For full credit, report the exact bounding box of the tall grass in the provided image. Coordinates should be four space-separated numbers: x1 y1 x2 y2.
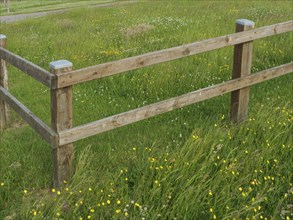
1 102 292 219
0 1 292 219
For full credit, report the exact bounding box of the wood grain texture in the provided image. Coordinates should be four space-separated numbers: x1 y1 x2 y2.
0 47 55 88
56 20 293 88
58 62 293 145
0 87 57 144
230 20 254 123
0 36 10 129
50 62 73 188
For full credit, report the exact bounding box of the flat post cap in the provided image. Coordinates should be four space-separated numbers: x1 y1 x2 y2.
50 60 73 70
236 19 255 27
0 34 7 40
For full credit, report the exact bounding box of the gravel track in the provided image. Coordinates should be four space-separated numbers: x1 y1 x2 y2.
0 1 136 23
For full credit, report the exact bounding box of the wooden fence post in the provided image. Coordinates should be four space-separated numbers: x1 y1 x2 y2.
4 0 10 13
50 60 73 188
230 19 255 123
0 34 10 129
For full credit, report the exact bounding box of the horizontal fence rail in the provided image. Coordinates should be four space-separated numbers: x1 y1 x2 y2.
0 87 57 145
56 20 293 88
58 62 293 145
0 47 55 88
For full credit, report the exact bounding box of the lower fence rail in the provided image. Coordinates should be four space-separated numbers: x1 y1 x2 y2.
58 62 293 146
0 87 57 145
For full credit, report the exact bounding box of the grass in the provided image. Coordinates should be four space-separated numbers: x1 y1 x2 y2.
0 0 119 15
0 1 292 219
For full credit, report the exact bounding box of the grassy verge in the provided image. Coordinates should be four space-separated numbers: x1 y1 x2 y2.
0 0 118 15
0 1 292 219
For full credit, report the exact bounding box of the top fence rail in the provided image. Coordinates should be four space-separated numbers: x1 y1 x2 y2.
0 21 292 89
0 47 55 88
55 20 293 88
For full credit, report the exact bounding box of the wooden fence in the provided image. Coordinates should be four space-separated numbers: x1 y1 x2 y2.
0 19 292 187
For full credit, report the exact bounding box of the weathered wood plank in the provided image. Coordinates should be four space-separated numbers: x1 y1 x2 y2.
231 19 254 123
0 47 55 88
0 87 57 145
58 62 293 145
0 34 10 129
57 20 293 88
50 60 73 188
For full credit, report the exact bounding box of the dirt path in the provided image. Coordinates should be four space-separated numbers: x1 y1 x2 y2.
0 1 136 23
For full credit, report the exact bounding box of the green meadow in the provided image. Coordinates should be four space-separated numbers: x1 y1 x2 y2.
0 1 292 219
